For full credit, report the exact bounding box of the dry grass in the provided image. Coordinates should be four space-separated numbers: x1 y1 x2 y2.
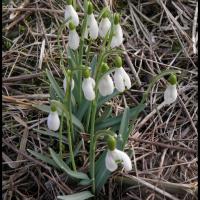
2 0 198 199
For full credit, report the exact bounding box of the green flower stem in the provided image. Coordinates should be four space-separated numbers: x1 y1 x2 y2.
86 104 92 133
59 112 64 157
89 100 97 194
64 76 76 171
77 12 88 105
86 39 92 65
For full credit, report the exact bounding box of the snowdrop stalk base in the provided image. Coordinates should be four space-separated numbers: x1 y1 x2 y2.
89 101 97 194
64 71 76 171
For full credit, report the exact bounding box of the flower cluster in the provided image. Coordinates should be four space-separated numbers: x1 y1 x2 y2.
64 1 123 50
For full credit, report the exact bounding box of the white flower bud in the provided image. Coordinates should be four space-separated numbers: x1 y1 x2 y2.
98 74 114 96
82 77 96 101
68 29 80 50
87 13 99 40
64 5 79 27
99 17 111 38
113 67 131 92
47 111 60 131
164 84 177 105
110 24 123 48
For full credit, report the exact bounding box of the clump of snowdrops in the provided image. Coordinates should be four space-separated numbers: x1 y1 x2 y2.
30 0 180 198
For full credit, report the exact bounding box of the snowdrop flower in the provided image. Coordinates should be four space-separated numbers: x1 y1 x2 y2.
68 21 80 50
64 0 79 27
85 2 99 40
63 76 74 93
47 104 60 131
98 63 114 96
105 135 132 172
82 68 96 101
99 9 111 38
113 56 131 92
111 13 123 48
164 74 178 105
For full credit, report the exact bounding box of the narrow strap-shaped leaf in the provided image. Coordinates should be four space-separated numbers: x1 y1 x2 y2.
46 69 64 99
95 104 145 130
57 191 94 200
76 99 90 120
49 148 89 180
117 107 130 149
28 149 59 169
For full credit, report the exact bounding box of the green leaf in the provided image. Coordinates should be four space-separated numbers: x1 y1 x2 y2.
90 54 97 76
79 179 92 186
76 99 90 120
117 107 130 149
95 151 110 191
28 149 59 169
46 69 64 100
32 103 84 132
33 128 68 144
95 104 145 130
57 191 94 200
49 148 89 180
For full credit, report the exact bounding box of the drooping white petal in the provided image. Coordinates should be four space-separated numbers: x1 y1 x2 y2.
68 29 80 50
114 67 131 92
111 24 123 48
82 77 95 101
64 5 79 27
164 84 177 105
114 149 132 171
99 17 111 38
47 111 60 131
98 74 114 96
121 68 131 89
63 77 75 92
105 150 118 172
114 69 125 92
87 14 99 39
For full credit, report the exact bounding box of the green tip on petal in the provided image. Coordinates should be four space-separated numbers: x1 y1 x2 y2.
101 62 109 73
67 0 72 5
87 1 93 15
69 21 75 30
83 68 91 78
107 135 116 151
168 73 177 85
115 56 122 68
50 104 57 112
114 13 120 25
102 8 110 18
